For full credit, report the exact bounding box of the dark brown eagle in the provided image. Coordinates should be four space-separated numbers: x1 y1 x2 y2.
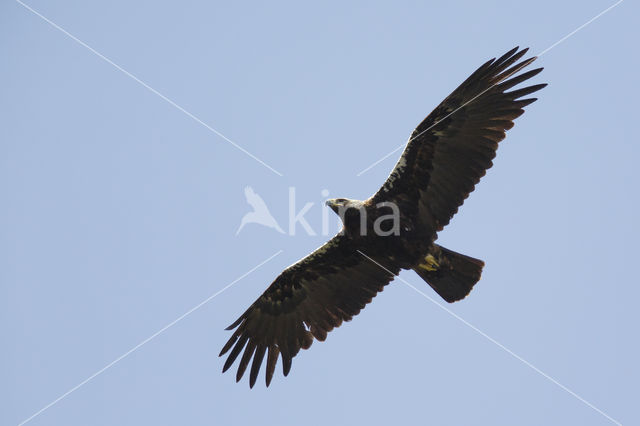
221 47 545 387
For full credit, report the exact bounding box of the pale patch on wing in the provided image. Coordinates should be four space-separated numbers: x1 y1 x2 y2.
380 145 409 192
281 232 343 273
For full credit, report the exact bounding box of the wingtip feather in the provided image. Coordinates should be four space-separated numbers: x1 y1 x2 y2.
225 316 244 331
236 341 257 383
222 335 248 373
282 354 292 377
249 345 267 389
265 345 279 387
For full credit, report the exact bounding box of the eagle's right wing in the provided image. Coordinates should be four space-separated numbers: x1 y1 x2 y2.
220 234 400 387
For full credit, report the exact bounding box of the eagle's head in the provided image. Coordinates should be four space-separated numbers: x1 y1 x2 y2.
326 198 368 236
325 198 362 215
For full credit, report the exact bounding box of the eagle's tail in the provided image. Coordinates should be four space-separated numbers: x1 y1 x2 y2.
412 245 484 303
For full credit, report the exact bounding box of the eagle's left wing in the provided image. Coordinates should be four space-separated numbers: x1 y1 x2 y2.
220 234 399 387
371 47 546 239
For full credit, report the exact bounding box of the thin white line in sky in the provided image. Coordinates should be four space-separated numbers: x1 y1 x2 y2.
355 0 624 177
17 250 283 426
536 0 624 57
357 250 622 426
15 0 284 177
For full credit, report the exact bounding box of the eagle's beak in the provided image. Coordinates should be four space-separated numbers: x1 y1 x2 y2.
325 199 339 214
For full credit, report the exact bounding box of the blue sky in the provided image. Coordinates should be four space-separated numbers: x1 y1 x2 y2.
2 1 639 425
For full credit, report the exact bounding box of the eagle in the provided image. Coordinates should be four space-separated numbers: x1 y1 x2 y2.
220 47 545 387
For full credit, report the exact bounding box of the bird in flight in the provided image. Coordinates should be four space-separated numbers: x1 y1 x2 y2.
220 47 545 388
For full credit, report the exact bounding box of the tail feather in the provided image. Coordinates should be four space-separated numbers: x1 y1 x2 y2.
412 245 484 303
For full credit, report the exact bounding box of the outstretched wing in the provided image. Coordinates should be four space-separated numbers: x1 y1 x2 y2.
220 234 400 387
372 47 546 237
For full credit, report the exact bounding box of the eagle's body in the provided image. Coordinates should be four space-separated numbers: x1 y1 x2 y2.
220 47 546 387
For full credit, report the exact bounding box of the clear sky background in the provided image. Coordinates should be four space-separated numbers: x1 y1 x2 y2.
2 1 638 425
